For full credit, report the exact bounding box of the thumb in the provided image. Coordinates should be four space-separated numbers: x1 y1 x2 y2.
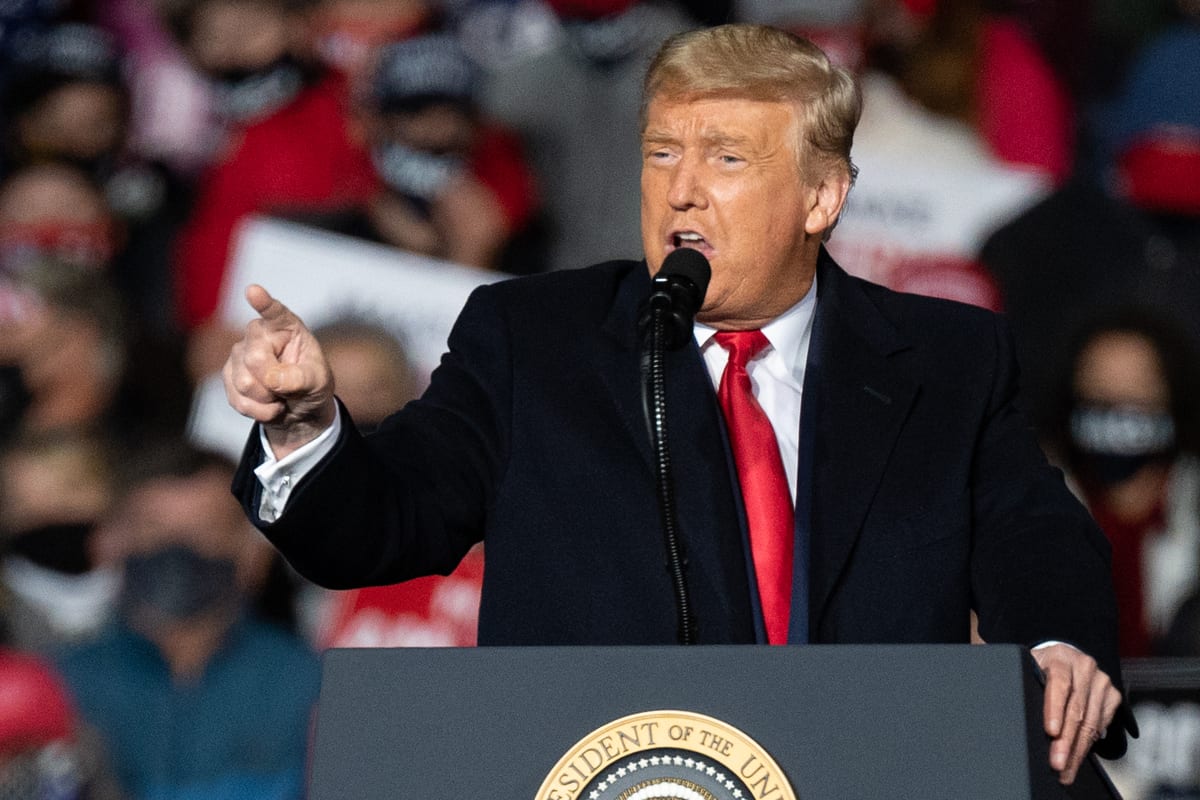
265 362 321 396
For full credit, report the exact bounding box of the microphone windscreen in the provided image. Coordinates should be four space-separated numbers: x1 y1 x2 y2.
658 248 711 300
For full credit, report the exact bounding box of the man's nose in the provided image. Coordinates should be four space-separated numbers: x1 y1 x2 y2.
666 155 708 210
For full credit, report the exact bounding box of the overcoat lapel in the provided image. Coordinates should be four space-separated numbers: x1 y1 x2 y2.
806 251 918 632
596 263 753 640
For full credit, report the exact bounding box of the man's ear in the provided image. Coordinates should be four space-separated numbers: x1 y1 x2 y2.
803 167 852 237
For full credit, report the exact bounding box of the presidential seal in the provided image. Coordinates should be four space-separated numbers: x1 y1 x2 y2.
537 711 797 800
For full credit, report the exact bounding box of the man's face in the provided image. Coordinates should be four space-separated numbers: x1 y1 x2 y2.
374 103 475 156
188 1 290 74
641 95 833 330
19 83 126 162
111 470 263 586
0 165 117 269
323 338 415 426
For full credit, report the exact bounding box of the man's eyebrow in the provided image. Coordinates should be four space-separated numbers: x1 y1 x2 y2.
640 130 753 148
641 130 677 146
702 132 752 148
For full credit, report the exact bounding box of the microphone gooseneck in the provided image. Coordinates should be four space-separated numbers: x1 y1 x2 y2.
639 248 711 645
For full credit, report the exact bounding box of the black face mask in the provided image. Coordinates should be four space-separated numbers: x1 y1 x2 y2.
120 544 239 625
57 151 118 184
6 522 94 575
209 57 305 122
0 363 31 442
1074 451 1164 486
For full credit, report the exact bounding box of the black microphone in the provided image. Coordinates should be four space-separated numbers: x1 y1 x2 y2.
638 248 712 350
637 247 710 644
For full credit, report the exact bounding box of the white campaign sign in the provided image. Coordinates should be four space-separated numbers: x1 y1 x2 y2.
186 216 507 459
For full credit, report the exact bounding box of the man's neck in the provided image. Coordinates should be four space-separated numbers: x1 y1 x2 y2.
143 613 235 685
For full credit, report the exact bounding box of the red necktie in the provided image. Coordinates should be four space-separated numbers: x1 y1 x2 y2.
714 330 794 645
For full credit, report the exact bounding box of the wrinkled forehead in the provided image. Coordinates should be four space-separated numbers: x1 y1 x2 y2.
642 83 801 130
642 90 802 127
639 93 806 166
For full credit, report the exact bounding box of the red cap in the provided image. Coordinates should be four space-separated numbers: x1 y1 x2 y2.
543 0 636 20
0 650 75 754
1116 127 1200 215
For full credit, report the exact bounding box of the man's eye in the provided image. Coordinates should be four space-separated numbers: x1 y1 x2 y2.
719 154 743 165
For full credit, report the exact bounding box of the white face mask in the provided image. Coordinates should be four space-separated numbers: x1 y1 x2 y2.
371 141 466 203
1069 404 1176 456
2 557 119 636
210 59 304 122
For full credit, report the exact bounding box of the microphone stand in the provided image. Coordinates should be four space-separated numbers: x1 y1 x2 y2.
641 306 697 645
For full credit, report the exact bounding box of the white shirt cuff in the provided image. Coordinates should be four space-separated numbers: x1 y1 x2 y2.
253 409 342 523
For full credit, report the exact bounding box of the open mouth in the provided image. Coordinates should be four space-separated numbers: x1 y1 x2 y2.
669 231 713 257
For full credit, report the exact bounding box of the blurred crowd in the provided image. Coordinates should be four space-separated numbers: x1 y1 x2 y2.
0 0 1196 797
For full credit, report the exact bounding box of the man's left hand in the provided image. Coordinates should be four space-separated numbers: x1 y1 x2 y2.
1032 643 1122 784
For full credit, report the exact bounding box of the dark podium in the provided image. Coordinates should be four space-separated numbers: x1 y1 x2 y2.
308 644 1120 799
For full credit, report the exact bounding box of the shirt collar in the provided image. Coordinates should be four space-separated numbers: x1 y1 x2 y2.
693 274 818 382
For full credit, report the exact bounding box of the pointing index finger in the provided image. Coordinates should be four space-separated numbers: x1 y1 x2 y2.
245 284 296 327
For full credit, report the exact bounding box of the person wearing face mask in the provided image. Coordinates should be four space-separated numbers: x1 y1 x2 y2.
2 22 193 338
165 0 379 379
1 23 128 184
0 430 119 655
1046 308 1200 658
0 164 120 275
286 31 541 272
360 32 540 272
54 442 319 800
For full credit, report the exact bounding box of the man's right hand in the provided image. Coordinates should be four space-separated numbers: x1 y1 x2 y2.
222 285 336 459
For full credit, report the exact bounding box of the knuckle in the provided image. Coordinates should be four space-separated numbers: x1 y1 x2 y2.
233 372 259 396
1065 696 1086 722
1045 663 1072 683
1077 718 1101 739
242 346 272 371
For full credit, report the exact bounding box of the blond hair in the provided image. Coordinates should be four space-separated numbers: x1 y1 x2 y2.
643 24 861 182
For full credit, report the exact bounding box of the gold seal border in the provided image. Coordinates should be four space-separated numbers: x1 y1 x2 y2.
536 710 798 800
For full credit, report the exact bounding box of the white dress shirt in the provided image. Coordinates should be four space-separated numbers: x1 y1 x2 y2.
254 411 342 523
693 278 816 506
